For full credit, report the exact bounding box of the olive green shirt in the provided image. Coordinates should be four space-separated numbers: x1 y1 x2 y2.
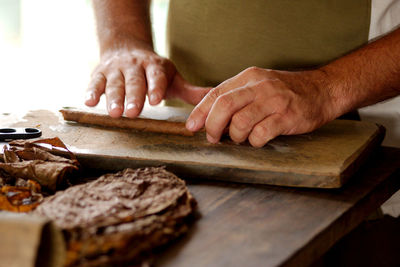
167 0 371 87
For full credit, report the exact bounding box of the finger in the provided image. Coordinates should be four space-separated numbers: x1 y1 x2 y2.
186 83 234 133
186 87 220 132
166 73 212 105
229 102 270 143
85 72 106 107
124 66 147 118
186 70 258 132
248 113 286 147
145 63 168 105
105 70 125 118
205 86 256 143
209 66 260 94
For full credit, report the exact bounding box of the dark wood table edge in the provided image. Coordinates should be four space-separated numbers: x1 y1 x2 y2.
281 146 400 267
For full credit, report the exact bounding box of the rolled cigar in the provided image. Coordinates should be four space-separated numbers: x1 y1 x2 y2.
59 109 195 136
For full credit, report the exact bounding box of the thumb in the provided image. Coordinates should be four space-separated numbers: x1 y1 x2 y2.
166 73 212 105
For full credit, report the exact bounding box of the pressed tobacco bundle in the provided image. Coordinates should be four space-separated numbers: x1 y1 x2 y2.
34 167 197 267
1 138 197 265
0 138 80 212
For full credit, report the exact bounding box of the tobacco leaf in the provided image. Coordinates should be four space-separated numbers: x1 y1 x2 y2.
36 167 190 230
34 167 197 266
0 180 43 212
9 137 78 162
0 138 79 192
13 146 76 164
0 160 78 192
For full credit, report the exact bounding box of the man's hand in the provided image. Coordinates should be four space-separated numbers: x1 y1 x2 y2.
87 0 210 118
85 45 177 118
186 28 400 148
186 67 336 147
85 46 211 118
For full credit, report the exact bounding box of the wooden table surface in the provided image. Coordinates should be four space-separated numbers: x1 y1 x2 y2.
153 146 400 267
1 111 399 266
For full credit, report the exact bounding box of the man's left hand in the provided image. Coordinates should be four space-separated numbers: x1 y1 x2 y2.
186 67 337 147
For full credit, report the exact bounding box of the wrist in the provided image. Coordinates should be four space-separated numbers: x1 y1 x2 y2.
93 0 153 55
307 67 354 121
99 32 154 55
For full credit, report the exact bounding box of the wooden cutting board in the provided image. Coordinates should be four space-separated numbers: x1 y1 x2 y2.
0 107 384 188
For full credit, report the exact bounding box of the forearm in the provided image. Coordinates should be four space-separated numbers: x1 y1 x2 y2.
92 0 153 54
321 27 400 118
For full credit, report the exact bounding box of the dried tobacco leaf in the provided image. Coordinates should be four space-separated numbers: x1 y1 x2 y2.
34 167 196 267
0 138 79 191
0 180 43 212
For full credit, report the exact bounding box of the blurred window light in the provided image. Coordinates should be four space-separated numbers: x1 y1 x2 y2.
0 0 168 113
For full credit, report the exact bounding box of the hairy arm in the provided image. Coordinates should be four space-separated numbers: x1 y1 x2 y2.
187 28 400 147
322 27 400 116
93 0 153 52
86 0 210 118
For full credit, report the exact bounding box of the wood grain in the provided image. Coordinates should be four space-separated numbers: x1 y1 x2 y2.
154 147 400 267
1 110 399 266
1 109 385 188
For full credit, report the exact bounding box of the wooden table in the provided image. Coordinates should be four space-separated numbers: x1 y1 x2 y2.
154 146 400 267
1 110 399 266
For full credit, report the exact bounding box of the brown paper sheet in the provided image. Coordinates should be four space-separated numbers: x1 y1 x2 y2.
0 212 65 267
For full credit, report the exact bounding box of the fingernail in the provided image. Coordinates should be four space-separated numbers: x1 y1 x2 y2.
85 92 95 101
207 133 218 143
110 102 120 111
186 119 196 131
126 102 137 111
149 93 159 104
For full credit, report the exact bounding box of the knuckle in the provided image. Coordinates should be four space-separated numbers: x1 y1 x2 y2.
150 68 163 77
152 71 168 85
208 88 221 102
130 57 139 65
107 70 121 79
149 56 167 67
252 124 269 140
126 74 146 86
101 58 113 68
108 79 124 89
229 127 248 143
273 95 289 109
192 105 207 120
89 72 105 87
249 127 271 147
277 97 291 114
244 66 262 76
105 88 123 100
247 66 260 72
231 112 252 131
259 79 274 87
216 94 235 111
94 72 105 81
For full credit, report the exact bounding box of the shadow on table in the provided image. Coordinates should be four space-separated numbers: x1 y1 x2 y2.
312 215 400 267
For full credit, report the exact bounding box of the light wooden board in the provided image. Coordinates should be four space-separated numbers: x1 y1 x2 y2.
0 108 385 188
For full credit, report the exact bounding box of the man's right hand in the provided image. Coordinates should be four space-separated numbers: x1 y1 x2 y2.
85 44 212 118
87 0 210 118
85 44 178 118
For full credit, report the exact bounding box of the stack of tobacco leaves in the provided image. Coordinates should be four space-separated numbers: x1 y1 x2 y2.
0 177 43 212
0 138 80 212
0 138 197 265
34 167 197 266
